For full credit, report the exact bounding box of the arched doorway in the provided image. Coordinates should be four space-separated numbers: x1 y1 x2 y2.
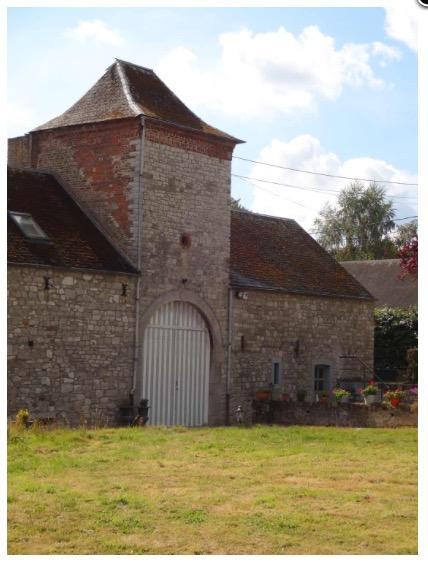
141 301 211 426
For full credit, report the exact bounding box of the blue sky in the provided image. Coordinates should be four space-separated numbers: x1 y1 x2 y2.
7 6 418 230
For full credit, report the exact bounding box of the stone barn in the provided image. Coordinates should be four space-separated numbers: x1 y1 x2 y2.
7 59 374 426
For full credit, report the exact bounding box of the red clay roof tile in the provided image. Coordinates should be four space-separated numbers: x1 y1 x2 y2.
7 167 137 274
231 210 373 300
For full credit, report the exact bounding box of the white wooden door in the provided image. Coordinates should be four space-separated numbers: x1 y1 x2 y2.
141 301 210 426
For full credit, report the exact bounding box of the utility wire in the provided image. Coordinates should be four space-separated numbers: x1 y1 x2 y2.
232 173 418 200
238 176 318 212
233 155 418 187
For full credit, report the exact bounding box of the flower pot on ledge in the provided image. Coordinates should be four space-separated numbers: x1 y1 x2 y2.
364 395 376 406
390 397 401 408
255 390 271 401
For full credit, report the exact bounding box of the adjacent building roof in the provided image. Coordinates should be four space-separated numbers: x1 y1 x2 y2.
230 210 373 300
33 59 243 143
340 259 417 308
7 167 137 274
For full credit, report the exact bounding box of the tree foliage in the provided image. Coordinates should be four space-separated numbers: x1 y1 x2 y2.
394 219 417 249
397 232 418 279
313 181 396 260
374 307 418 381
230 197 247 211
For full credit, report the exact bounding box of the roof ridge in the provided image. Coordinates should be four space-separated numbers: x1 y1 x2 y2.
115 58 154 74
232 208 296 223
115 59 144 116
7 166 51 177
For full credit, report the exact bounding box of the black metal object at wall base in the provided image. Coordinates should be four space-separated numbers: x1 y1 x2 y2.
118 399 150 427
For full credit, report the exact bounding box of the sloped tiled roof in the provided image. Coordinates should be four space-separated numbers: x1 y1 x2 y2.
340 259 417 307
33 59 243 143
230 210 373 300
7 167 137 274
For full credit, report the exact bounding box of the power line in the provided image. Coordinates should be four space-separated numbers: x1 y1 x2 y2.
238 176 318 212
233 155 418 187
232 173 418 200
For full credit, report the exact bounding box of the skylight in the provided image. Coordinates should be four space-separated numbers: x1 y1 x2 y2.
8 211 49 241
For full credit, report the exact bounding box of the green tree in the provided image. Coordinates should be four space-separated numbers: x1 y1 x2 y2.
374 307 418 381
394 219 418 249
230 196 247 211
313 181 396 260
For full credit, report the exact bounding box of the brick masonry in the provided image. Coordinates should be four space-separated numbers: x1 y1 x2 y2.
9 119 142 264
7 266 136 426
8 136 31 169
231 290 374 422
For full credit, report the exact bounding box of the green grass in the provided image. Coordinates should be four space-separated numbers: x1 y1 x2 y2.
7 425 417 554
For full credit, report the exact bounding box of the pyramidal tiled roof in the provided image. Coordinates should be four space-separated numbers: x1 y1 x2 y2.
33 59 243 143
230 210 374 300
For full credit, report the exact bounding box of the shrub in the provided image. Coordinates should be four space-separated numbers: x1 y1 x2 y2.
374 307 417 380
406 348 418 384
16 409 29 427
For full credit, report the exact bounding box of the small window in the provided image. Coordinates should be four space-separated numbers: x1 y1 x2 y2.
314 364 331 393
272 360 281 387
9 211 49 241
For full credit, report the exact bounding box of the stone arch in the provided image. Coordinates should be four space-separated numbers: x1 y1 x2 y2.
137 289 225 425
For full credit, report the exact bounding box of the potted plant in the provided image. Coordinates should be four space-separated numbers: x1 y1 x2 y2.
384 389 406 408
255 389 271 401
280 393 290 402
296 389 307 402
333 388 351 404
361 383 378 405
319 392 330 404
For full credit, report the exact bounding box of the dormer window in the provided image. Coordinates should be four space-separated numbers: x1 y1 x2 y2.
8 211 49 241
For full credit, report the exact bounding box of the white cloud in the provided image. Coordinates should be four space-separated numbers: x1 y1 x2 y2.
384 4 418 52
245 135 417 231
64 20 124 46
158 26 399 119
7 101 37 137
371 41 401 67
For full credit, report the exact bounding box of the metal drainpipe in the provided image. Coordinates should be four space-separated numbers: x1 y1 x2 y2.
226 287 233 425
130 116 145 404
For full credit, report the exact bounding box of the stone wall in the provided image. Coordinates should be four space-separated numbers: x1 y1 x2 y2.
8 135 31 169
253 400 417 428
18 119 141 264
8 265 137 426
231 290 374 422
137 122 234 425
8 116 236 425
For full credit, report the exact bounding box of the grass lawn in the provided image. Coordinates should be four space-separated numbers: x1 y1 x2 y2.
7 425 417 555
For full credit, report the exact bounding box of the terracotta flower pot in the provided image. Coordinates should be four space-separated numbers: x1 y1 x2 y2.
390 397 400 408
256 390 270 401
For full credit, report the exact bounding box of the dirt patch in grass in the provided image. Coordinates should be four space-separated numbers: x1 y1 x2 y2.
7 425 417 554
